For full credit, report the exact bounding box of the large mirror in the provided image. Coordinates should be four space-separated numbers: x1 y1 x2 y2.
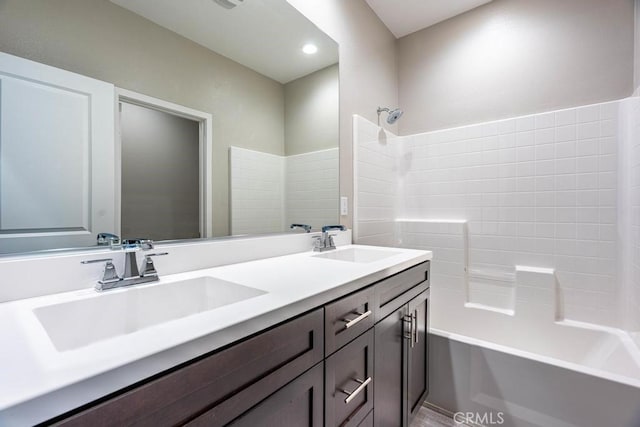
0 0 339 255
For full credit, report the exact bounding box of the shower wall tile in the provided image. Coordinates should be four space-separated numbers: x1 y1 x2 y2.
353 115 400 246
390 102 622 327
285 148 339 231
627 98 640 332
352 101 636 328
231 147 339 235
230 147 285 235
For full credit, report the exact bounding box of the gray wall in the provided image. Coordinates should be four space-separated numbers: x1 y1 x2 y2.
0 0 285 237
397 0 635 135
284 64 339 156
635 0 640 92
120 103 200 241
287 0 399 229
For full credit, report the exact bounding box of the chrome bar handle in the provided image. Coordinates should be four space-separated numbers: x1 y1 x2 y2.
145 252 169 258
81 258 120 284
403 314 413 342
81 258 113 264
342 310 372 329
340 377 372 404
412 311 418 347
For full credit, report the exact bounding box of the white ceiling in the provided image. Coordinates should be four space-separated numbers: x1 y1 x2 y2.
110 0 338 84
365 0 493 38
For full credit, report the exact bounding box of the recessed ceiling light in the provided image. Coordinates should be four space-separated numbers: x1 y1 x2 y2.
302 44 318 55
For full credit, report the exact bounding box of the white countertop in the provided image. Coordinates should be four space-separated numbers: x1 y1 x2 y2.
0 244 431 426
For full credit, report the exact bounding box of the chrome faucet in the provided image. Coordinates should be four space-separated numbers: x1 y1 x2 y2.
122 239 154 279
313 225 346 252
82 238 168 291
96 232 120 247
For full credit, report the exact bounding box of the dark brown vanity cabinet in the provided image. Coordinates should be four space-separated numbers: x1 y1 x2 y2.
407 290 429 422
373 304 408 427
50 261 430 427
324 286 374 355
328 261 430 427
373 287 429 427
325 330 375 427
52 309 324 427
221 363 324 427
373 265 430 427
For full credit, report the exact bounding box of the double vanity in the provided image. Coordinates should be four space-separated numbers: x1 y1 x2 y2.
0 240 431 426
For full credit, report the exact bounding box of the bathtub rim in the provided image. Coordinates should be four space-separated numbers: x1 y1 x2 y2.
430 324 640 390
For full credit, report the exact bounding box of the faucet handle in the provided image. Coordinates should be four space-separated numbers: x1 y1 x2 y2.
81 258 120 284
312 235 323 251
141 252 168 277
321 225 346 233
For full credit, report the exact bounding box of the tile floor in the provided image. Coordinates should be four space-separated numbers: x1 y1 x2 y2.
411 405 469 427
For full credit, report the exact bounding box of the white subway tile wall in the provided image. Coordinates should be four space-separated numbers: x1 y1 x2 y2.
285 148 339 230
397 220 467 298
629 98 640 333
355 100 627 328
230 147 285 235
230 147 339 235
353 116 399 246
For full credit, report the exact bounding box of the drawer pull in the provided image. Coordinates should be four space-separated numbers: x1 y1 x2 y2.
340 377 372 404
412 311 418 347
403 314 414 344
342 310 372 329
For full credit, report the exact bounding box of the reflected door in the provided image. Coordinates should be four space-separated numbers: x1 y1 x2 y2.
0 52 115 254
119 102 200 241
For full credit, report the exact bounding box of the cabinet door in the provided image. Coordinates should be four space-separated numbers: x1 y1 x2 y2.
325 329 375 427
226 363 324 427
373 305 409 427
407 290 429 423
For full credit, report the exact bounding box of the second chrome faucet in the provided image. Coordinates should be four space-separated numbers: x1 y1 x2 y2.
313 225 346 252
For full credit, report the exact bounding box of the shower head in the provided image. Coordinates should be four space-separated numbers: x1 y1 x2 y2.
377 107 404 125
386 108 403 124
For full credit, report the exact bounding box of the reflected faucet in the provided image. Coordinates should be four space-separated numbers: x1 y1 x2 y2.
97 232 120 247
290 224 312 233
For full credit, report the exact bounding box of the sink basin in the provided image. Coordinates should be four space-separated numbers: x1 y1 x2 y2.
313 247 401 263
34 277 266 351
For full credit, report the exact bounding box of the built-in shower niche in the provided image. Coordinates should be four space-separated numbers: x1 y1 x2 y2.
466 268 516 314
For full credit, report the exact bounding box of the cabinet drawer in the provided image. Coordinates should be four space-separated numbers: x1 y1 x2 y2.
374 261 429 322
358 410 374 427
325 329 374 427
191 363 324 427
325 286 374 355
54 308 324 427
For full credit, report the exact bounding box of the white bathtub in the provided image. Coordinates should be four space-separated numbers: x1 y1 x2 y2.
427 330 640 427
427 266 640 427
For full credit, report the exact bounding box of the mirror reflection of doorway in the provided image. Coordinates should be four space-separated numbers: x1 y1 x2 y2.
119 101 200 241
